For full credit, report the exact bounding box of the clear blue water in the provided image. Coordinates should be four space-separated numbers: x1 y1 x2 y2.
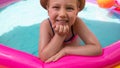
0 0 120 56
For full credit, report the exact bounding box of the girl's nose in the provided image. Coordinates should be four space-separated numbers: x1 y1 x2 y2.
59 9 67 18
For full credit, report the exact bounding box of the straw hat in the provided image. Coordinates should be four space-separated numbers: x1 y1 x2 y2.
40 0 85 11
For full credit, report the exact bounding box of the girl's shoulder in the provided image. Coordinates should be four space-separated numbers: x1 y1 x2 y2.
40 19 49 27
40 19 53 36
74 17 86 27
40 18 51 32
73 17 81 27
73 17 86 34
76 17 84 24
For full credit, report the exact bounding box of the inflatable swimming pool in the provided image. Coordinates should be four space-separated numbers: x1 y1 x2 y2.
0 0 120 68
0 41 120 68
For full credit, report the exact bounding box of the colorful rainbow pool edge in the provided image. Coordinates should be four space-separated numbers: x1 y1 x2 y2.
0 41 120 68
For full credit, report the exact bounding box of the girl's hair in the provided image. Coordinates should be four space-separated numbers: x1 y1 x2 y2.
40 0 85 11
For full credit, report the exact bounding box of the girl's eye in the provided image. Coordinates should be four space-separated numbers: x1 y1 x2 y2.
66 7 74 11
52 6 59 9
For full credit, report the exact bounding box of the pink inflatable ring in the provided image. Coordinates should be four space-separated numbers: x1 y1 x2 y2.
0 41 120 68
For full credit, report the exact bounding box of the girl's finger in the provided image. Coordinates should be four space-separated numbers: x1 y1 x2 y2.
66 25 69 33
63 25 66 34
59 25 63 34
45 57 54 63
53 50 65 62
64 25 69 34
53 54 61 62
52 24 56 29
45 59 52 63
55 25 59 32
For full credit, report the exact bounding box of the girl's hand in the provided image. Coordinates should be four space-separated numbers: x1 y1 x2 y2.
52 24 69 36
45 48 66 63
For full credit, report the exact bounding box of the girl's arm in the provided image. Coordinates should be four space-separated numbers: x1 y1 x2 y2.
39 20 69 62
64 18 102 56
38 20 65 61
64 44 102 56
44 18 102 62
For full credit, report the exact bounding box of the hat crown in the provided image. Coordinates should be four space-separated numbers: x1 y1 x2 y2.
40 0 85 11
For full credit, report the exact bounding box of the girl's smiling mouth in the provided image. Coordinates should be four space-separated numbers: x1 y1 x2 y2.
56 19 69 24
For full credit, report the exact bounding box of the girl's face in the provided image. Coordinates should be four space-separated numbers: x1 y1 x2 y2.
47 0 79 27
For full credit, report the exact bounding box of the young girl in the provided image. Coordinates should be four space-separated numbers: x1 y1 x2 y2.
39 0 102 63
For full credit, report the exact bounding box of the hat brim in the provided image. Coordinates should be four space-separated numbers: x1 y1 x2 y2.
40 0 85 11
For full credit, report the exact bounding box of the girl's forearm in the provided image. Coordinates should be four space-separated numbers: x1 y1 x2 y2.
64 45 102 56
40 34 65 61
